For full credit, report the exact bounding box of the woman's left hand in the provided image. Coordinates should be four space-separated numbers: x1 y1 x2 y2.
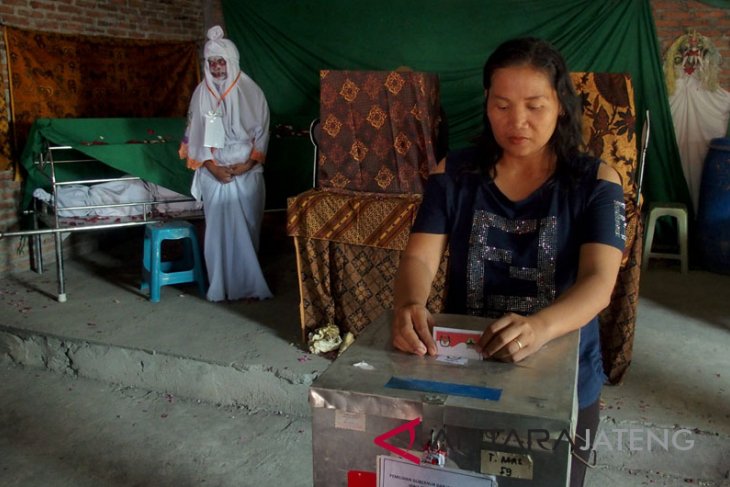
229 159 257 176
477 312 551 363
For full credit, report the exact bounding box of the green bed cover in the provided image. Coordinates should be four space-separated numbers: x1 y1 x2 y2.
21 117 192 209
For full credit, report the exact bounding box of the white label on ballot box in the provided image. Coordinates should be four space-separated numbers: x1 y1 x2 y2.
377 455 497 487
335 410 366 432
481 449 534 480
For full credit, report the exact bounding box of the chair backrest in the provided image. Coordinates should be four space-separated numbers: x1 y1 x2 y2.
570 72 639 207
571 72 642 270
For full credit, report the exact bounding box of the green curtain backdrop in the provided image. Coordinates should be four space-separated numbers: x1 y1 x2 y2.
697 0 730 8
223 0 690 211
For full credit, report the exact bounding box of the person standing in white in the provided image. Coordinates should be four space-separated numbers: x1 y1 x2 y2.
179 25 273 302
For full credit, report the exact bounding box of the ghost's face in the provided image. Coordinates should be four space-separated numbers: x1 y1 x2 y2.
208 56 227 80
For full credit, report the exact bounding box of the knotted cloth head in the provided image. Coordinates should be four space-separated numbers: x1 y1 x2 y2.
203 25 241 90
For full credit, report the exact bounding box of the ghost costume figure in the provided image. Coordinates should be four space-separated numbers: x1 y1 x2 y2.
665 31 730 213
179 25 273 301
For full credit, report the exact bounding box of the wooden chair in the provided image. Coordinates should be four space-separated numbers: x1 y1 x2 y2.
572 72 643 385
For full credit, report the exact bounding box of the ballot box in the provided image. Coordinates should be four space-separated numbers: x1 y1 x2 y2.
309 312 579 486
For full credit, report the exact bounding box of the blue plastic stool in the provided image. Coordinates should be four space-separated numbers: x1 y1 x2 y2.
140 220 206 302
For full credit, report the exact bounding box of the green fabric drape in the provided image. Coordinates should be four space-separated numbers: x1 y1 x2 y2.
696 0 730 8
21 118 191 208
223 0 690 210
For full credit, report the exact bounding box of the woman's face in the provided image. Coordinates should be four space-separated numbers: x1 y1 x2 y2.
486 65 561 163
208 56 228 80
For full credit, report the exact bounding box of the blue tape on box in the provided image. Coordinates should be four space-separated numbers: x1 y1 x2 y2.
385 376 502 401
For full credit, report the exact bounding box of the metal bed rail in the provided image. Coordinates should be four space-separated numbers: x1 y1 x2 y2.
0 140 202 302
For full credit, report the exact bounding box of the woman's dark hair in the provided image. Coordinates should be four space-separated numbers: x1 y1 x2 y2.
477 37 584 178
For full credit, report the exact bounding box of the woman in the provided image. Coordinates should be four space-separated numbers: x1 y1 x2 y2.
391 37 625 487
179 25 273 302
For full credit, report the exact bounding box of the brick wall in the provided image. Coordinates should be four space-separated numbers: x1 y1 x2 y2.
0 0 727 276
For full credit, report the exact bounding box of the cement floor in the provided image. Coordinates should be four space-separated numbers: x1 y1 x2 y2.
1 216 728 486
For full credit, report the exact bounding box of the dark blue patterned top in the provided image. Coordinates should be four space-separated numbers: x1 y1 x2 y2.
413 147 626 408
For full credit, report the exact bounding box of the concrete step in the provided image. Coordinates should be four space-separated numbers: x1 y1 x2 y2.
0 325 320 417
0 227 331 418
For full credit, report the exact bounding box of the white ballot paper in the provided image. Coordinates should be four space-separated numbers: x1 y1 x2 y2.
433 326 483 361
377 455 497 487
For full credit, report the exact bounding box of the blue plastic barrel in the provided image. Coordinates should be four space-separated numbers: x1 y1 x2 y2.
697 137 730 273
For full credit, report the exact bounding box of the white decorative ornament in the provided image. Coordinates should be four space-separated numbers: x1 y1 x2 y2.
207 25 224 41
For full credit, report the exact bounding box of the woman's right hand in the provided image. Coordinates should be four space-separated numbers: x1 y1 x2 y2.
204 160 234 183
392 304 437 356
390 232 447 357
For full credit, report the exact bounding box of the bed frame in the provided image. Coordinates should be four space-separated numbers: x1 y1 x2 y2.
3 133 202 303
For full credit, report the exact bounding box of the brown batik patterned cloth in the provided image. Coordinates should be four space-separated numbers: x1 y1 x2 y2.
572 72 642 385
317 70 441 194
4 25 199 165
290 72 641 386
287 69 445 340
287 189 447 341
0 94 11 171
